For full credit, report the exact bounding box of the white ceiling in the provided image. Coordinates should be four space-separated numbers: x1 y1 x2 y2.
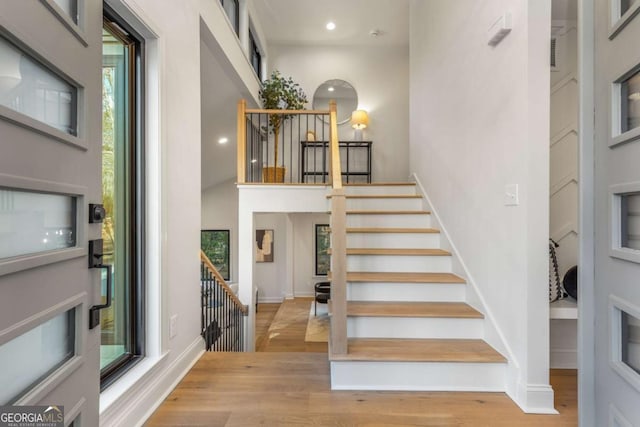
201 0 410 190
252 0 410 46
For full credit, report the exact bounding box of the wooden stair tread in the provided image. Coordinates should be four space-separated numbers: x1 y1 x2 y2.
327 194 422 199
346 210 431 215
346 227 440 234
345 248 450 256
331 338 506 363
344 182 416 186
342 271 466 284
347 301 483 318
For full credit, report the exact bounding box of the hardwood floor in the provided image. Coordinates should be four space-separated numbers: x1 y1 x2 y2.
255 298 327 353
145 298 577 426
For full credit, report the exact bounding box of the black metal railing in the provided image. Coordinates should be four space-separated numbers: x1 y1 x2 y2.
200 251 248 351
244 109 331 183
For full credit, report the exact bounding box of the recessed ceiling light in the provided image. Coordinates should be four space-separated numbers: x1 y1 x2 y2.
326 21 336 31
328 87 335 92
218 137 228 144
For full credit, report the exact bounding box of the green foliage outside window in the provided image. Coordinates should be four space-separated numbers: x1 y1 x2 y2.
201 230 230 281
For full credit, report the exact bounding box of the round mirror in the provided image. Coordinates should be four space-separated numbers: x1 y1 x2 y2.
312 79 358 124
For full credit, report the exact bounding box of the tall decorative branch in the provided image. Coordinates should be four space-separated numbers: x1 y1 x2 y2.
259 70 308 169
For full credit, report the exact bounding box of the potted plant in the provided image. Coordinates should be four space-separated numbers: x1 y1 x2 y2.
259 70 308 182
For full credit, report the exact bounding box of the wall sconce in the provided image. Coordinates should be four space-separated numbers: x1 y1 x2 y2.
350 110 369 141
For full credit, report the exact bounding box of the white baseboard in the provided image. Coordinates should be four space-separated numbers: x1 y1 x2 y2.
258 296 285 303
550 349 577 369
514 383 558 414
99 336 204 427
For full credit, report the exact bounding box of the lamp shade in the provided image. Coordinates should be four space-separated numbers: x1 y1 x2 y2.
350 110 369 130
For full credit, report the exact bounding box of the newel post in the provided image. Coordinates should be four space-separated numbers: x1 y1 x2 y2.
237 99 247 184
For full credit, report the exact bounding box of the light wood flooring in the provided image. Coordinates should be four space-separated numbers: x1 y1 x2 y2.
145 298 577 426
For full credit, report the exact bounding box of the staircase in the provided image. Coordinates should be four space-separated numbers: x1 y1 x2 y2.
328 182 507 391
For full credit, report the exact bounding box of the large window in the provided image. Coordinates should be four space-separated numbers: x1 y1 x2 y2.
249 29 262 79
220 0 240 36
315 224 330 276
201 230 230 280
101 7 145 386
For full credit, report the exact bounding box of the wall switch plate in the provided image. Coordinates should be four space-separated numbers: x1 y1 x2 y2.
170 314 178 338
504 184 519 206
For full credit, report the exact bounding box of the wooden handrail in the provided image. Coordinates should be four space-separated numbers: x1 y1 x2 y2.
237 99 247 184
200 250 248 315
328 99 347 355
245 108 330 115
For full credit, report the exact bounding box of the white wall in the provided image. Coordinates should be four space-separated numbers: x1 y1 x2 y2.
249 212 330 302
269 44 410 182
549 18 578 369
290 213 331 297
550 20 578 279
99 0 263 425
409 0 553 413
201 179 239 282
253 213 291 302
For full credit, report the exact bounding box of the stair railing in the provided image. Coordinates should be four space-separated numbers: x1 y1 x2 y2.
236 99 333 184
200 250 248 351
328 100 348 355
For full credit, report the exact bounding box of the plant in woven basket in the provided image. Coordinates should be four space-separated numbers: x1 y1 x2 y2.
259 70 308 175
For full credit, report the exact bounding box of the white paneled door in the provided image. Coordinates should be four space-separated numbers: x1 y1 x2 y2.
0 1 102 426
593 0 640 425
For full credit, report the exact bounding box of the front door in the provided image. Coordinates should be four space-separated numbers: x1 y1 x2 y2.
593 0 640 425
0 2 102 425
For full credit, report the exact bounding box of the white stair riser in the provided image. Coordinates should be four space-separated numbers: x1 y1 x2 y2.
347 317 483 339
345 214 431 228
347 282 466 302
346 254 451 272
330 361 506 391
345 186 417 196
347 233 440 248
345 198 423 211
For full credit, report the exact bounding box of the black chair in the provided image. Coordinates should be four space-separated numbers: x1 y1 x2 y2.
314 281 331 316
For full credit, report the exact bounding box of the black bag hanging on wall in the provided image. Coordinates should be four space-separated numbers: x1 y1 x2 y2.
549 238 567 302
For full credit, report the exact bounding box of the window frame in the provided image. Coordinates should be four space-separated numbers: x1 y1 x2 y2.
100 5 146 389
315 224 330 277
219 0 240 36
249 28 262 80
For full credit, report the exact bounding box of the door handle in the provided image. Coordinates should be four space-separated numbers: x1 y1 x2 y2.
88 239 113 329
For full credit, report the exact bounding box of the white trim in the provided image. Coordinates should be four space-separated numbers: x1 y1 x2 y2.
551 221 578 243
515 383 558 414
99 337 204 427
0 173 88 277
409 173 519 393
258 296 285 303
609 295 640 393
609 403 633 427
39 0 88 46
550 125 578 147
551 73 578 95
609 182 640 264
65 397 86 427
550 170 578 196
550 348 578 368
609 0 640 39
610 63 640 147
1 294 87 405
578 0 596 423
